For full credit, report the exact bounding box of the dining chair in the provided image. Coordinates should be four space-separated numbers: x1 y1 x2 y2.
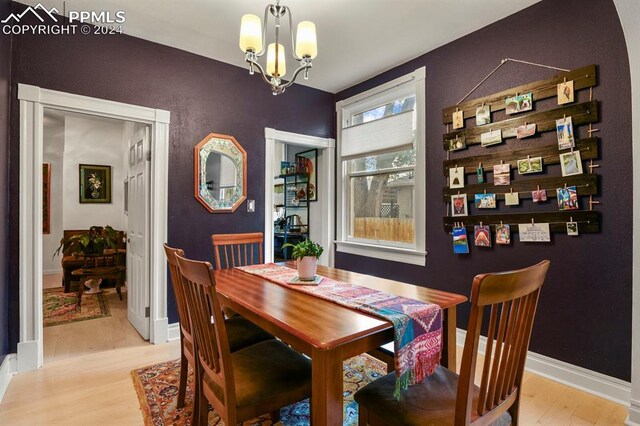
355 260 550 426
211 232 264 270
211 232 263 317
175 253 312 426
163 244 273 414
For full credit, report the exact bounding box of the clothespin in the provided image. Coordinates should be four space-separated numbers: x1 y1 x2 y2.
564 183 568 189
570 216 573 223
484 190 487 195
500 159 504 165
537 185 540 191
500 220 504 226
531 218 535 225
563 77 567 83
510 187 514 193
480 222 483 227
457 191 461 196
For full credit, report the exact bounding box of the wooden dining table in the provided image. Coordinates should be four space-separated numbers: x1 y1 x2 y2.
213 263 467 426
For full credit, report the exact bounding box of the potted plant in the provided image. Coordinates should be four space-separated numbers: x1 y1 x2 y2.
282 239 324 280
54 225 118 258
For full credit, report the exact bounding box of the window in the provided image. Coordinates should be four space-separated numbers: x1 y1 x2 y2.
336 68 426 265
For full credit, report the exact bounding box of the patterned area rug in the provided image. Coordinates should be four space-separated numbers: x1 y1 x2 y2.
43 287 111 327
131 353 387 425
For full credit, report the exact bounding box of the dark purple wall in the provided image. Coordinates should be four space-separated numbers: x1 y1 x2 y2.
336 0 632 381
7 2 334 352
0 0 11 365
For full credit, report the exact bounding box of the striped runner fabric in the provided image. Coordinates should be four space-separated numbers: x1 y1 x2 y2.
236 263 443 397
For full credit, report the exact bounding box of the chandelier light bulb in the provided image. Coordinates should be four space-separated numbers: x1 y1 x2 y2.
267 43 287 77
295 21 317 59
239 14 263 52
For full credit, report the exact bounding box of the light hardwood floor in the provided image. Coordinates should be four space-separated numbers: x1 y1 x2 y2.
0 279 629 425
43 273 148 363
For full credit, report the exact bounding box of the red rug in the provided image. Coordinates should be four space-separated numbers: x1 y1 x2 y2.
131 353 387 425
43 287 111 327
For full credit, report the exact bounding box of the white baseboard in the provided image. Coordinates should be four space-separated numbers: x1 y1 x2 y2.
43 269 62 275
167 322 180 342
16 340 39 372
152 317 169 344
456 328 630 406
0 353 17 401
627 398 640 425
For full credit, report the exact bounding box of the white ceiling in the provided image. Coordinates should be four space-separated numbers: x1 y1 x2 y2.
22 0 540 93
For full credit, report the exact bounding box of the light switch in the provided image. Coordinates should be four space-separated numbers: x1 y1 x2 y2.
247 199 255 212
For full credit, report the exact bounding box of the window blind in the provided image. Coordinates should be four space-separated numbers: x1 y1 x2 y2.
341 109 414 160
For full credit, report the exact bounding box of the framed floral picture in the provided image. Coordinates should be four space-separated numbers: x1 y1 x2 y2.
79 164 112 203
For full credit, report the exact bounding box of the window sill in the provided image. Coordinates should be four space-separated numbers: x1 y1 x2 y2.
335 240 427 266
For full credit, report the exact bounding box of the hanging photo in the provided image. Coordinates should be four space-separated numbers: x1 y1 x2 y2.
474 225 491 247
452 226 470 254
451 194 468 217
517 157 543 174
449 166 465 189
505 192 520 206
477 165 485 183
452 110 464 129
566 221 579 236
480 129 503 147
505 92 533 115
556 116 575 150
295 149 318 201
447 137 467 152
493 164 510 186
476 105 491 126
475 193 497 209
518 223 551 242
557 80 574 105
560 150 583 176
532 188 547 202
496 224 511 245
557 186 579 211
516 123 536 139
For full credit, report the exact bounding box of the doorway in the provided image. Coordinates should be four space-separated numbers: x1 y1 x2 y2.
41 110 152 362
17 84 170 372
264 128 335 266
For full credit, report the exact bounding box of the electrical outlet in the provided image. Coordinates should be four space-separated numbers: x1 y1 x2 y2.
247 199 255 212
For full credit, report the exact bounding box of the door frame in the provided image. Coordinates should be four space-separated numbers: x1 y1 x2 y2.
264 128 335 267
17 84 170 371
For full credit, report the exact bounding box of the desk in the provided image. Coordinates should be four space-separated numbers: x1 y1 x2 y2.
213 264 467 426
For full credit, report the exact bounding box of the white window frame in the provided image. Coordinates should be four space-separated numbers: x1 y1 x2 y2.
335 67 426 266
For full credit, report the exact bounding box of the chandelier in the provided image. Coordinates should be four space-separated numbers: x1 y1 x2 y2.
239 1 318 95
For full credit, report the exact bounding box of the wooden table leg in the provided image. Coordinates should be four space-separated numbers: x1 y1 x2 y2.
446 307 457 372
311 347 343 426
76 278 87 310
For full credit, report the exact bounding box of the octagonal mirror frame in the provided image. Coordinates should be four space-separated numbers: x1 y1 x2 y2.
193 133 247 213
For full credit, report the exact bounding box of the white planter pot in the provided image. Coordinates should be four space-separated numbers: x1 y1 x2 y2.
297 256 318 280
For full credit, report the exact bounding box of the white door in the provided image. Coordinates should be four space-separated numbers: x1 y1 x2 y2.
127 127 150 339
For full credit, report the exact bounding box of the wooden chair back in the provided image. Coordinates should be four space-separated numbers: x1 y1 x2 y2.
456 260 550 425
211 232 263 270
175 253 237 419
163 244 192 339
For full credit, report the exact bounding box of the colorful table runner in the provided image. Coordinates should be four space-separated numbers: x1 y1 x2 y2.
236 263 443 397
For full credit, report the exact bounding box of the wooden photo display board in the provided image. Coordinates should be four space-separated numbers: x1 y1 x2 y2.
442 64 600 241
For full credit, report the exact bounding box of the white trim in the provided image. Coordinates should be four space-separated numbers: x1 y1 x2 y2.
264 128 335 267
167 322 181 342
335 240 426 266
612 1 640 424
336 67 426 265
0 354 17 401
17 84 170 371
456 329 631 406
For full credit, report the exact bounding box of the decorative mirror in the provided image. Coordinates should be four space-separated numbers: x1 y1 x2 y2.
194 133 247 213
